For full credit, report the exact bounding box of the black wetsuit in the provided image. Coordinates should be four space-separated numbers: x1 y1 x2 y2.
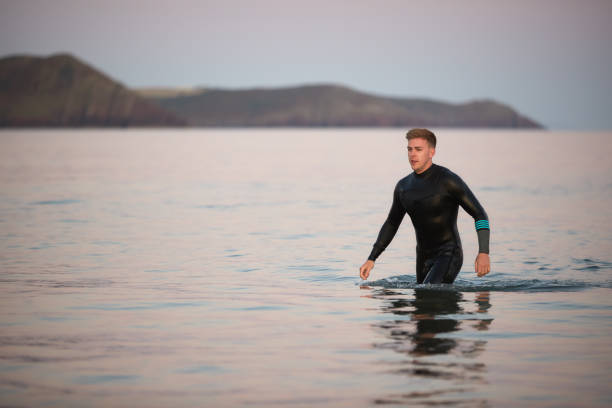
368 163 490 284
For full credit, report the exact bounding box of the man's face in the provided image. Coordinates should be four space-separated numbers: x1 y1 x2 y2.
407 137 435 174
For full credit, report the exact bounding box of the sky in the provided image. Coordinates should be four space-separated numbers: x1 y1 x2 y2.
1 0 611 129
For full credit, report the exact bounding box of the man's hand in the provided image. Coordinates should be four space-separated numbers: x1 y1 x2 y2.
360 260 375 280
475 253 490 277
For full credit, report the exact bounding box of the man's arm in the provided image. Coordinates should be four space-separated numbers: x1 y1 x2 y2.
360 185 405 280
446 172 491 277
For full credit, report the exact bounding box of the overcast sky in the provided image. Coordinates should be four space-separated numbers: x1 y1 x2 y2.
1 0 611 129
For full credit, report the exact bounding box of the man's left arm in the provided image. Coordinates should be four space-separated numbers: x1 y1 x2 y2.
446 173 491 277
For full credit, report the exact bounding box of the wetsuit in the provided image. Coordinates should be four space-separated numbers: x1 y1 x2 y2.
368 163 490 284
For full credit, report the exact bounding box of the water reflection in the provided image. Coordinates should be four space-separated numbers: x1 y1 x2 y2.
367 288 493 406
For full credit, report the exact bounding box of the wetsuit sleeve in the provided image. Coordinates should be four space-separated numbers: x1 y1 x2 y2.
445 172 490 254
368 184 405 261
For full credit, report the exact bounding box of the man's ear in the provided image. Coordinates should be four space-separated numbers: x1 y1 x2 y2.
429 147 436 159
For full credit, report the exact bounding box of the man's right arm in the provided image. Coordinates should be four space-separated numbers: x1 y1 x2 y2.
359 186 406 280
366 185 405 261
360 188 405 280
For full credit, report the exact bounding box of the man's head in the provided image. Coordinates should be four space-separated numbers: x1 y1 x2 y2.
405 128 436 174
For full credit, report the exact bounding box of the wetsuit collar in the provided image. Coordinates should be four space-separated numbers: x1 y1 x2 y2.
414 162 437 178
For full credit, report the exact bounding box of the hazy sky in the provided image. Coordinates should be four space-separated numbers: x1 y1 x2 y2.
1 0 611 129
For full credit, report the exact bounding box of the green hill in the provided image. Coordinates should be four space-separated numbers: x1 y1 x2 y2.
0 53 542 128
0 54 185 127
144 84 542 128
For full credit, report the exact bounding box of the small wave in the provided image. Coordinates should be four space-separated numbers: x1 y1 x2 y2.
30 199 81 205
481 185 516 192
361 275 612 292
572 258 612 271
195 203 246 210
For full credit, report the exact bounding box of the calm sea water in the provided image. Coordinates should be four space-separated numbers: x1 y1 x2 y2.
0 129 611 407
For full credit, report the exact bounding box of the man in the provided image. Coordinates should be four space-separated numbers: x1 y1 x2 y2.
359 128 490 283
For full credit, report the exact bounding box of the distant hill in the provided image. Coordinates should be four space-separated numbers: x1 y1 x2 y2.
0 52 542 128
142 84 543 128
0 54 185 127
136 87 207 99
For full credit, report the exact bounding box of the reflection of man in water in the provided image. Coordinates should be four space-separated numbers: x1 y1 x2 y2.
373 289 491 356
360 128 491 283
409 290 492 357
371 288 492 402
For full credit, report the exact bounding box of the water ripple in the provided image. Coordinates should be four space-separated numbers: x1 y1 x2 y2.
30 199 81 205
362 275 612 292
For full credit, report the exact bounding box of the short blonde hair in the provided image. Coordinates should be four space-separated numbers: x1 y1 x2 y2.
406 128 436 148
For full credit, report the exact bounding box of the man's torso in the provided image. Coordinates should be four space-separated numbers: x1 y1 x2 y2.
395 164 462 251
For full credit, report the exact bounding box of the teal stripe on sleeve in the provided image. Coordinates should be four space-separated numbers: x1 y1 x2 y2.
475 220 490 230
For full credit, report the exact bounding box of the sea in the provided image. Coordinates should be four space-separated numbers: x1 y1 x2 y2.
0 128 611 407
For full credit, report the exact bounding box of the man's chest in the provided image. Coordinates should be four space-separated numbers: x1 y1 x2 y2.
398 183 455 216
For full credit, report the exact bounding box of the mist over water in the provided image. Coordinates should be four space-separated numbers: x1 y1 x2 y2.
0 129 611 407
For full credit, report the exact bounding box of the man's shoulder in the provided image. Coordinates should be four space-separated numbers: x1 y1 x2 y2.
436 164 462 181
435 165 469 193
434 164 452 175
395 173 413 188
398 173 413 183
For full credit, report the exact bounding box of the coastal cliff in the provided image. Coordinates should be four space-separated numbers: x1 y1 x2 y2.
1 53 542 128
0 54 185 127
142 84 542 128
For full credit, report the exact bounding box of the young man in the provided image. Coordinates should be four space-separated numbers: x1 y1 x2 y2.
359 128 490 283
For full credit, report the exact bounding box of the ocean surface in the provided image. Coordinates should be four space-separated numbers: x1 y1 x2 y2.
0 128 611 407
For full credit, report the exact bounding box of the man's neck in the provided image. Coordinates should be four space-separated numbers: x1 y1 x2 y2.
415 161 434 174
